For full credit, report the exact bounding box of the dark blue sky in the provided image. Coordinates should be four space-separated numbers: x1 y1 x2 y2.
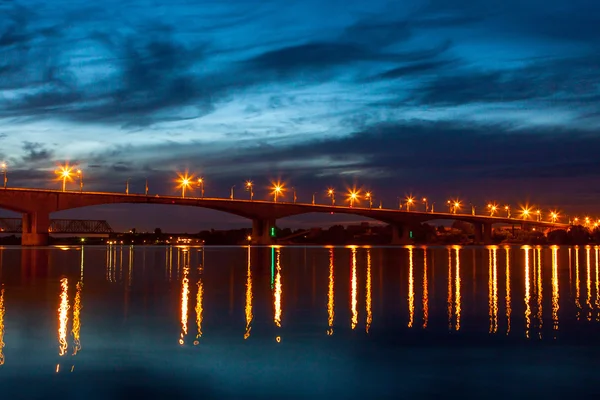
1 0 599 230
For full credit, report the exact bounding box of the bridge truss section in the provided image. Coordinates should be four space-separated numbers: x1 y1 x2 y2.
0 218 114 234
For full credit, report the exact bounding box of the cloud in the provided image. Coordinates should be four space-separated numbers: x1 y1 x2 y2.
21 141 53 162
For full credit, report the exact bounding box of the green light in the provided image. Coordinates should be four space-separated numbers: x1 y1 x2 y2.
270 227 276 237
409 231 413 239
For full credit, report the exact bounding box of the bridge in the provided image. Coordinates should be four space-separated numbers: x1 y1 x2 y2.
0 218 113 234
0 188 568 246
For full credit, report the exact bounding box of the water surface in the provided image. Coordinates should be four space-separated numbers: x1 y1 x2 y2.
0 245 599 398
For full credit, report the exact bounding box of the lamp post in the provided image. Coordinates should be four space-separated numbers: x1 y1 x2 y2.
327 188 335 205
406 196 414 212
488 203 498 216
505 205 511 218
447 200 452 213
245 180 254 200
77 169 83 192
58 167 72 192
430 202 435 213
273 184 282 202
312 192 316 205
365 192 373 209
292 187 297 204
470 203 476 216
1 162 7 189
126 178 130 195
181 178 191 198
422 197 428 212
349 191 358 207
230 185 235 200
536 210 542 222
198 177 204 198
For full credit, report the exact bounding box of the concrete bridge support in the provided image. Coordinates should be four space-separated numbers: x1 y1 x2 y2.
473 222 483 244
252 218 276 246
483 223 493 244
21 212 50 246
390 223 412 245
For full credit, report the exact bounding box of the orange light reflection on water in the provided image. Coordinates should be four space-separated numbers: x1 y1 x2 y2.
524 247 531 339
551 246 559 335
244 247 252 340
58 278 69 356
0 287 4 365
408 247 414 328
327 248 334 336
72 281 83 355
366 248 372 333
505 247 511 335
350 247 358 330
179 266 190 345
454 246 461 331
423 249 429 329
274 248 282 328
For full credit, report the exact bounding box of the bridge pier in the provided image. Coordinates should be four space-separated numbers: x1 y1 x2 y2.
473 222 483 244
390 224 412 245
21 212 50 246
483 223 493 245
252 218 276 246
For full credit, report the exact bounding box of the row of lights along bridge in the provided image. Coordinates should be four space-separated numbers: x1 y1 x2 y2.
1 162 597 227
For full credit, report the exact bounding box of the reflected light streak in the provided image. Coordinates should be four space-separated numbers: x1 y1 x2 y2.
366 249 372 333
596 247 599 320
551 246 559 335
423 249 429 329
244 247 252 340
455 246 461 331
505 248 511 335
524 247 531 339
194 278 204 344
447 248 452 331
586 247 592 321
179 266 190 345
351 247 358 330
58 278 69 356
327 249 335 336
274 248 282 328
408 247 414 328
536 248 543 338
489 247 498 334
0 287 4 366
72 281 83 355
575 247 581 320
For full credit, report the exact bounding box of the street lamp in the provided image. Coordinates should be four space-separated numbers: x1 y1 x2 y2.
422 197 428 212
292 187 297 203
1 162 7 189
56 164 73 192
145 178 149 195
126 178 130 195
550 211 559 223
406 196 415 211
327 188 335 205
505 205 511 218
365 192 373 209
447 200 452 213
230 185 235 200
180 177 192 198
488 203 498 216
272 183 284 202
77 169 83 192
245 180 254 200
349 191 359 207
470 203 476 215
536 209 542 222
520 207 531 220
312 192 316 205
197 177 205 198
